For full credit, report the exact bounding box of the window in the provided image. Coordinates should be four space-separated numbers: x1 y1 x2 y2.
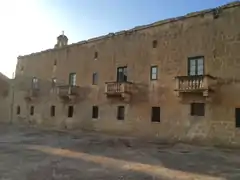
150 66 158 80
117 67 127 82
235 108 240 128
117 106 125 120
51 106 55 117
152 40 158 48
16 106 20 115
68 106 74 117
92 106 99 119
52 78 57 87
54 59 57 66
151 107 160 122
30 106 34 116
69 73 76 86
188 57 204 76
94 51 98 59
32 77 39 89
190 103 205 116
20 66 24 74
92 73 98 85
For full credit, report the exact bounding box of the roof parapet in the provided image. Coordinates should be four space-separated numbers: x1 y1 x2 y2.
17 1 240 58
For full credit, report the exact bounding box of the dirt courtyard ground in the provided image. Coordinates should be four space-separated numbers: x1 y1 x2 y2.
0 125 239 180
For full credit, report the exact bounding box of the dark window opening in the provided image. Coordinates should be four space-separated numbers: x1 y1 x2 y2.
150 66 158 80
235 108 240 128
92 73 98 85
151 107 160 122
117 106 125 120
94 51 98 59
20 66 24 72
68 106 74 118
30 106 34 116
188 57 204 76
54 59 57 66
51 106 55 117
190 103 205 116
92 106 99 119
152 40 158 48
16 106 20 115
117 67 127 82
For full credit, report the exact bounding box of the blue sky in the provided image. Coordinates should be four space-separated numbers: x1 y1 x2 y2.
0 0 234 77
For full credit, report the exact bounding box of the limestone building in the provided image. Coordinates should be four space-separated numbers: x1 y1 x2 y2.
0 73 11 123
12 2 240 146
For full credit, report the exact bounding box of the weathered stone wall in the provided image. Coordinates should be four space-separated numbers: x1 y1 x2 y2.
0 73 11 123
13 2 240 146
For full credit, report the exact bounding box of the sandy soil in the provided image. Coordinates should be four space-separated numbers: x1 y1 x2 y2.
0 125 239 180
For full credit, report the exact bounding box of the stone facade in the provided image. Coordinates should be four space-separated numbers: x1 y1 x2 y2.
0 73 11 123
12 2 240 146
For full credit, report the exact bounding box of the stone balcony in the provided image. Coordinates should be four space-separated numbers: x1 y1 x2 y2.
105 81 133 100
175 75 216 97
57 85 80 101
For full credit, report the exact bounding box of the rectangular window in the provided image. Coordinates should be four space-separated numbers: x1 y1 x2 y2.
152 40 158 48
151 107 160 122
20 66 24 74
32 77 39 89
30 106 34 116
150 66 158 80
69 73 76 86
190 103 205 116
188 57 204 76
235 108 240 128
51 105 55 117
16 106 20 115
117 67 127 82
92 73 98 85
52 78 57 87
92 106 99 119
94 51 98 59
68 106 74 118
117 106 125 120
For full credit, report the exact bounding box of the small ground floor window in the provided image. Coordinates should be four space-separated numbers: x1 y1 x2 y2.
51 105 55 117
151 107 160 122
16 106 20 115
92 106 99 119
117 106 125 120
30 106 34 116
235 108 240 128
190 103 205 116
68 106 74 118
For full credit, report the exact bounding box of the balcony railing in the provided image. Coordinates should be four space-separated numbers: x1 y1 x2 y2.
25 87 39 100
175 75 215 94
57 85 79 97
105 81 133 96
